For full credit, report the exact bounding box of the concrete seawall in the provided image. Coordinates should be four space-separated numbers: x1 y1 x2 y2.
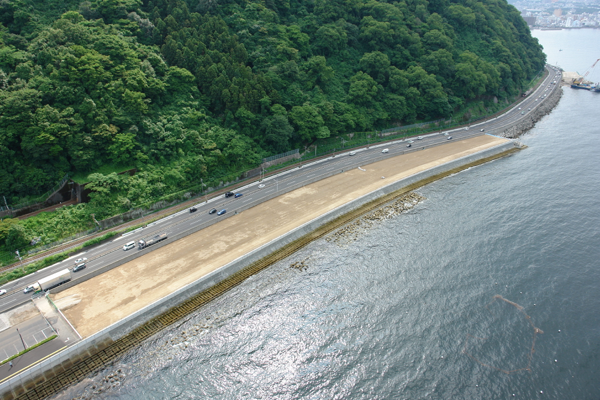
0 138 519 399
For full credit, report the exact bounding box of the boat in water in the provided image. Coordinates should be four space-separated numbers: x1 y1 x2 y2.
571 84 592 90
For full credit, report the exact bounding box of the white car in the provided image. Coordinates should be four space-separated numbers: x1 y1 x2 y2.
349 151 356 156
258 184 265 189
417 136 423 140
24 286 35 294
381 148 389 153
0 289 6 296
123 241 136 251
480 129 484 132
74 257 87 264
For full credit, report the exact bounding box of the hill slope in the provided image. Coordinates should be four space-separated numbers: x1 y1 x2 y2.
0 0 545 206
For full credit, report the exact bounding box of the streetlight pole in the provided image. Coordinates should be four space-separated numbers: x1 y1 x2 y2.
16 328 26 350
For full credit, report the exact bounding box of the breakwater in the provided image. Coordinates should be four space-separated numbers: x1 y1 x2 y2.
0 140 519 400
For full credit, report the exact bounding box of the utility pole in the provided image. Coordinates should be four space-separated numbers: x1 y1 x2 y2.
201 178 207 203
3 196 10 217
16 250 24 273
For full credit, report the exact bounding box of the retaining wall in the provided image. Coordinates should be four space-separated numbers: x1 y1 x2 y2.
0 139 518 398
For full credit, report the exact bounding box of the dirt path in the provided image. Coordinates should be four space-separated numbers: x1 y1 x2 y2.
53 136 509 338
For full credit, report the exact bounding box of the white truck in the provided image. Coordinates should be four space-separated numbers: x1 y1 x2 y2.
138 232 168 249
25 269 72 293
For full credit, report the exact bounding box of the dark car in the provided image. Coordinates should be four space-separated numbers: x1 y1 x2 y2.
209 208 217 214
189 206 197 213
406 143 412 148
225 192 234 198
217 209 227 216
73 263 86 272
235 193 243 198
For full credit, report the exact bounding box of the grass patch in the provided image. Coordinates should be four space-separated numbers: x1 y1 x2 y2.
81 231 119 247
1 335 58 365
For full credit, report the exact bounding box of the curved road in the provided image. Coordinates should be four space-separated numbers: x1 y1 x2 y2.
0 66 562 314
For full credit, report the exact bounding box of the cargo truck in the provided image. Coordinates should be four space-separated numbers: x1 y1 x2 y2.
138 232 168 249
25 269 72 293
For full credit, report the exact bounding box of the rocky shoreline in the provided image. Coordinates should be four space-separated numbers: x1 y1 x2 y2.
501 83 563 139
326 192 426 246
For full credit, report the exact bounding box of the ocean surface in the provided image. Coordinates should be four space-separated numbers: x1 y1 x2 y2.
57 30 600 399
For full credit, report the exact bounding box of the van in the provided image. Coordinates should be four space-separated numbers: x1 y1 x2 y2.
123 241 136 251
381 148 389 153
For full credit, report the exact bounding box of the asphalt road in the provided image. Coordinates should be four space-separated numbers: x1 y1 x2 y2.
0 65 562 315
0 315 55 362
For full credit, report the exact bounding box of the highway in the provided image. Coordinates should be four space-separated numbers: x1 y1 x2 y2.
0 65 562 314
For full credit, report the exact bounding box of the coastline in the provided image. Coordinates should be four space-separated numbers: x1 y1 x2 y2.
1 136 519 399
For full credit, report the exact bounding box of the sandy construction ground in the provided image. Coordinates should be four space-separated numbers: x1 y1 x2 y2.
54 135 509 338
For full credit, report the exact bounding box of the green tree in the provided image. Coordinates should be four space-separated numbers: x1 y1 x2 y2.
290 103 330 142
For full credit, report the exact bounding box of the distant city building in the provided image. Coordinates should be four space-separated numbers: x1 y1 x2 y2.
511 0 600 28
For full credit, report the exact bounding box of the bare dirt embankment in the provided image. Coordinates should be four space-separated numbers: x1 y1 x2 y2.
53 135 509 338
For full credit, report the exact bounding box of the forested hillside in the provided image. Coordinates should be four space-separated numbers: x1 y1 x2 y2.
0 0 545 207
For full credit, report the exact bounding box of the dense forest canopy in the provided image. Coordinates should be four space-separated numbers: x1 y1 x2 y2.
0 0 545 204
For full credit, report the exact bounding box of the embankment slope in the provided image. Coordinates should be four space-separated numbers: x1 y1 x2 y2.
53 135 510 338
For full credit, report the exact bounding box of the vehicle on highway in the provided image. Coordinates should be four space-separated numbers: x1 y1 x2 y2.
24 285 35 294
36 269 71 291
464 127 469 130
518 107 521 110
138 233 168 249
406 143 411 148
189 206 197 213
480 128 484 132
447 136 452 140
258 184 266 189
209 208 217 214
349 151 356 156
417 136 423 140
0 289 6 296
74 257 87 265
381 148 389 153
225 192 234 198
123 241 136 251
444 132 449 136
235 193 243 198
73 262 86 272
217 209 227 216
